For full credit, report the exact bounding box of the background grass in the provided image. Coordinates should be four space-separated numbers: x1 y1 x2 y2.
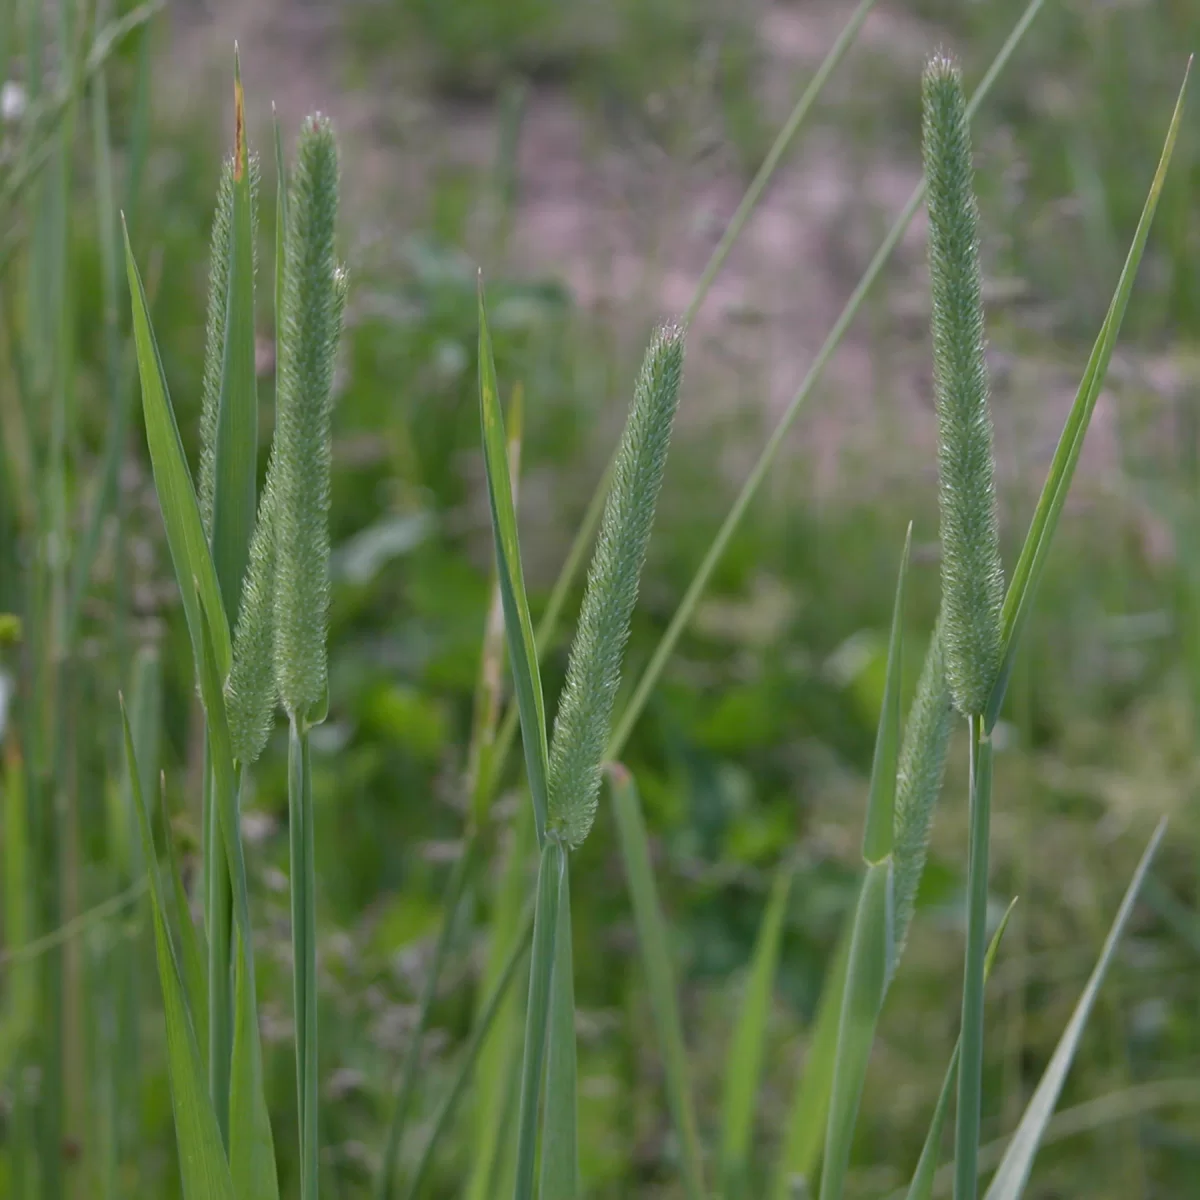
3 0 1200 1196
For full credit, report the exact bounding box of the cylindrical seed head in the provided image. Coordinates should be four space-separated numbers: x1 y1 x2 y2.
273 115 344 718
922 54 1005 719
547 324 685 848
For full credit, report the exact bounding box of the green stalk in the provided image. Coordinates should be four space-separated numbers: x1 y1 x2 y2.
289 716 319 1200
954 720 993 1200
512 838 564 1200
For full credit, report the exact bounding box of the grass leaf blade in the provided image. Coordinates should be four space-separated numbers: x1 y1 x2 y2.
122 220 232 676
122 702 237 1200
984 821 1167 1200
984 61 1191 731
478 281 550 845
720 860 795 1197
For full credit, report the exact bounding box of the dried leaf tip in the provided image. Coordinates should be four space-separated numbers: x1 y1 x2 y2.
233 47 245 181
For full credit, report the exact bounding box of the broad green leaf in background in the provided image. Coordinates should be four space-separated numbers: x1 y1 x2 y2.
478 283 550 846
720 860 795 1198
123 703 236 1200
609 764 707 1200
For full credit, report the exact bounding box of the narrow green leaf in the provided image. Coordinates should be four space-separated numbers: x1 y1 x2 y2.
540 855 579 1199
863 524 911 864
906 899 1017 1200
122 701 237 1200
819 861 891 1200
720 860 795 1197
122 221 232 676
984 820 1167 1200
609 764 706 1200
478 281 550 846
984 62 1191 731
512 837 564 1200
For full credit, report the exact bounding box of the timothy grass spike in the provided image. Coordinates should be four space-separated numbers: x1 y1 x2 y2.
227 463 278 765
274 113 343 719
890 615 954 967
922 54 1004 719
547 323 685 848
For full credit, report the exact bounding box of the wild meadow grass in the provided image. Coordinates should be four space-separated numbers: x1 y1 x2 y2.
0 1 1197 1197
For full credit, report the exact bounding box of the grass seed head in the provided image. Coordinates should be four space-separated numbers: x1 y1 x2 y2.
273 114 344 718
922 54 1005 719
547 323 685 848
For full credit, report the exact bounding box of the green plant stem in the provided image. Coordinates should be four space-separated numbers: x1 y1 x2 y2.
205 752 233 1145
955 718 994 1200
512 838 564 1200
290 713 319 1200
376 835 479 1200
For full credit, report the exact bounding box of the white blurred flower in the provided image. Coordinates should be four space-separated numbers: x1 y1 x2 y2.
2 80 27 124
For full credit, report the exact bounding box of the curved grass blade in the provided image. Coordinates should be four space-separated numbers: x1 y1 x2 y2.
122 701 237 1200
983 61 1192 732
512 837 564 1200
608 764 706 1200
478 281 550 846
122 220 232 676
540 856 579 1199
771 920 851 1200
983 820 1167 1200
720 860 795 1198
906 899 1017 1200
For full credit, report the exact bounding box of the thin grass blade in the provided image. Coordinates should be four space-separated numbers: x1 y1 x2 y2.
984 62 1191 731
478 281 550 845
609 764 706 1200
864 525 911 865
122 701 237 1200
983 820 1167 1200
160 773 209 1067
819 860 891 1200
122 221 231 675
906 899 1017 1200
720 860 795 1198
